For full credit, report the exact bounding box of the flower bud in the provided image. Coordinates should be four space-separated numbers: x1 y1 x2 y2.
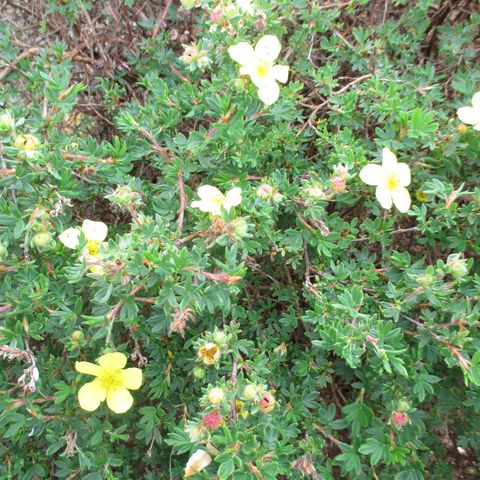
32 232 54 250
306 185 325 200
227 217 249 239
256 184 273 200
108 185 141 208
207 387 225 405
416 273 435 288
397 399 410 412
457 124 469 135
243 384 260 401
258 392 275 413
71 330 84 343
233 78 248 91
193 367 206 380
446 253 469 279
213 330 229 346
0 110 15 134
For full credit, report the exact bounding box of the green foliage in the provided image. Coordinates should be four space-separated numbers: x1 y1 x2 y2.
1 0 480 479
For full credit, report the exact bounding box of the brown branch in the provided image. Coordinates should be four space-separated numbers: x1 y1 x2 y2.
0 169 15 176
177 170 187 232
169 64 189 83
297 73 373 136
152 0 174 38
139 127 171 162
107 285 145 322
0 47 40 81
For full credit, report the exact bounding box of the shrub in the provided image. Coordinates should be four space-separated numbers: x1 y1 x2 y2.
0 0 479 479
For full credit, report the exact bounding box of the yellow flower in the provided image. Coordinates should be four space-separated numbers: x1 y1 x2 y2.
191 185 242 216
228 35 289 105
59 219 108 274
75 352 142 414
184 450 212 478
359 148 411 213
198 342 221 365
14 134 40 158
457 92 480 131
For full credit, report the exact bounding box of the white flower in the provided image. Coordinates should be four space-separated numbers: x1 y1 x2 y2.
457 92 480 131
359 148 411 213
237 0 255 15
59 220 108 274
184 450 212 478
191 185 242 215
228 35 289 105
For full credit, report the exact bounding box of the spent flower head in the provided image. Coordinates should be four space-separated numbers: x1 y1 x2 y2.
359 148 411 213
184 450 212 478
228 35 289 105
75 352 142 413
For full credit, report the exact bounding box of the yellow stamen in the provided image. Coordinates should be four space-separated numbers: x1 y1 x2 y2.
256 60 271 79
86 240 101 256
386 173 400 191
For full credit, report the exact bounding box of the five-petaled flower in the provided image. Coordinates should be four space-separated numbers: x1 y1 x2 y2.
191 185 242 216
457 92 480 131
228 35 289 105
359 148 411 213
75 352 142 414
59 219 108 274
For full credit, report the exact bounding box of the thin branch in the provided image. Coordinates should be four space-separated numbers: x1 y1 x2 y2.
177 170 187 232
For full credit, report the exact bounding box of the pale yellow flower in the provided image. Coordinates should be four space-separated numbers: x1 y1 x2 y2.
191 185 242 215
14 134 40 158
198 342 221 365
359 148 411 213
228 35 289 105
207 386 225 405
75 352 142 414
184 450 212 478
59 219 108 274
457 92 480 131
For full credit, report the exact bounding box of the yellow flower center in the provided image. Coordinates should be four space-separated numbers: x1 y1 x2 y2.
386 172 400 191
255 60 271 79
97 369 122 391
86 240 101 256
212 193 225 207
199 344 219 361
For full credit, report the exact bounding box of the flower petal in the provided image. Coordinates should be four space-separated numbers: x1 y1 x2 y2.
224 187 242 211
255 35 281 62
471 92 480 109
81 220 108 243
457 106 480 125
197 185 223 201
396 162 411 187
359 164 384 186
98 352 127 371
271 65 289 84
106 386 134 414
392 187 411 213
375 184 393 209
59 228 81 249
382 148 397 170
258 81 280 105
75 361 101 377
78 380 106 412
184 450 212 478
228 42 255 67
119 368 143 390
